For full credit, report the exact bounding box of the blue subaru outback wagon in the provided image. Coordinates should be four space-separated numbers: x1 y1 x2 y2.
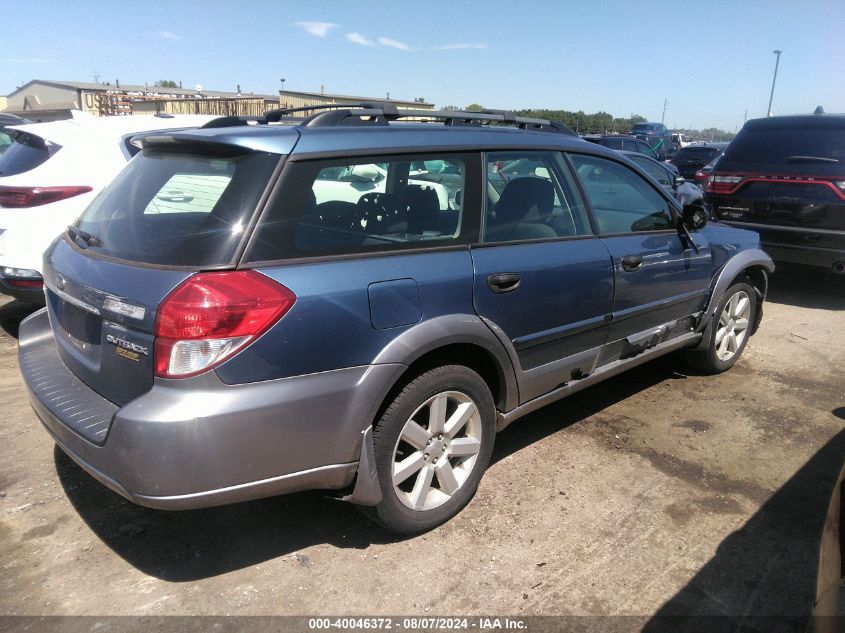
19 104 774 533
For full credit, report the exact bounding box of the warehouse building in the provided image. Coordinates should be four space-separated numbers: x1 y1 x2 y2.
3 80 435 122
279 88 433 111
3 79 279 121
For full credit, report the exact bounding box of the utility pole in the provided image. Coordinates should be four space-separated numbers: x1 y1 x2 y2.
767 50 782 117
743 108 747 123
661 98 668 125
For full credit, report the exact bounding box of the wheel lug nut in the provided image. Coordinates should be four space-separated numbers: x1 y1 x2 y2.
433 458 438 464
423 454 429 460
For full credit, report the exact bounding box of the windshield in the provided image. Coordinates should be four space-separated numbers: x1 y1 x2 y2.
72 149 280 267
0 130 58 176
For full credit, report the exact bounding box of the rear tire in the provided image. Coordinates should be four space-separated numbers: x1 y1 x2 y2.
366 365 496 534
683 281 757 374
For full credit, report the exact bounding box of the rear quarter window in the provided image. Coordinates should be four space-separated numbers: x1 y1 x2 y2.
0 131 58 177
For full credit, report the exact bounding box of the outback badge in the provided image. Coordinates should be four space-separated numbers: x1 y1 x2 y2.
106 334 148 362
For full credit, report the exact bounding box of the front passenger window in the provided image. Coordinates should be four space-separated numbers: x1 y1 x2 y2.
569 154 675 234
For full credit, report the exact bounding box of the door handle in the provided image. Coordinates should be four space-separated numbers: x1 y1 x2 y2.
620 255 644 272
487 272 521 293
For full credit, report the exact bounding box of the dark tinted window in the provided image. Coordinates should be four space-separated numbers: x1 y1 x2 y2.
569 154 675 234
483 151 592 242
722 128 845 165
632 123 659 134
600 137 624 150
637 142 657 157
73 150 279 266
629 156 672 185
0 131 57 176
246 153 477 262
674 147 720 161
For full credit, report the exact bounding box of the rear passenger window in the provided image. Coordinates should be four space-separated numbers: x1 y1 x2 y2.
569 154 675 234
246 154 477 261
483 152 592 243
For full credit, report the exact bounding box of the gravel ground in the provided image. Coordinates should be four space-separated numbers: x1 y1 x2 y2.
0 265 843 625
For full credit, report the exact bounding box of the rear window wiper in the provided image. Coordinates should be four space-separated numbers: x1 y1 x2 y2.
67 225 102 248
786 155 839 163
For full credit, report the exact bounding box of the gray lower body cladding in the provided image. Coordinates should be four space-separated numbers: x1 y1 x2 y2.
19 309 405 510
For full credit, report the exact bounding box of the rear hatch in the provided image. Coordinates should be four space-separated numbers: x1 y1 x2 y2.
710 121 845 233
44 139 283 406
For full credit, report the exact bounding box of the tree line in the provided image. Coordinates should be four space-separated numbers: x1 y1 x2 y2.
445 104 734 140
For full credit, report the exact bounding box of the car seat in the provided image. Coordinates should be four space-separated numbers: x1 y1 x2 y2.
486 177 557 241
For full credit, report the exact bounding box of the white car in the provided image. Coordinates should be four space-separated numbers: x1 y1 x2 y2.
0 113 220 303
313 162 456 210
672 132 692 148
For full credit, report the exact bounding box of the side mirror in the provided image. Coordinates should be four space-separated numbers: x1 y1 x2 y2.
681 203 708 231
673 175 685 187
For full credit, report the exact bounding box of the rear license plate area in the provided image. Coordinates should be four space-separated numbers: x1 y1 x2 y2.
58 300 101 351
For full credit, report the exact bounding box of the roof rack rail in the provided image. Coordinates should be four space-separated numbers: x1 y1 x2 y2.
201 115 258 128
255 102 575 134
259 103 372 124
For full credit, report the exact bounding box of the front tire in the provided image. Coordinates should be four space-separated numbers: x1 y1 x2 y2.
684 281 757 374
367 365 496 534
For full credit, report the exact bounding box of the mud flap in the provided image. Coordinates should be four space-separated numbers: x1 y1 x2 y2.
341 426 382 506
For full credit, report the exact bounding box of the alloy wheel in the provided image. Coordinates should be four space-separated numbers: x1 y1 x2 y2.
391 391 483 511
716 290 751 361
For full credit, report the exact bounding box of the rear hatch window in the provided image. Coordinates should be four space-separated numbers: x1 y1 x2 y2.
632 124 658 134
0 130 59 176
720 127 845 175
675 147 720 162
71 148 280 267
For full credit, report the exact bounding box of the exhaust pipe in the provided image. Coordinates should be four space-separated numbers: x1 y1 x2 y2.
833 261 845 275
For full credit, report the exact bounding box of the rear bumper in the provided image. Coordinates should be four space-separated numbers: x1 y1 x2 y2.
760 242 845 269
19 308 405 509
717 221 845 269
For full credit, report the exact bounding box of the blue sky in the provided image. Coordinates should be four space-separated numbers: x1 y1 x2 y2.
2 0 843 130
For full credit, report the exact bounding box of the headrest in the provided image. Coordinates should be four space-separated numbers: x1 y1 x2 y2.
493 177 554 224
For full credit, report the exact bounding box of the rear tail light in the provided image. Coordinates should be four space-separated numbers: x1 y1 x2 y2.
154 271 296 379
0 185 93 208
1 267 43 289
706 174 744 194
